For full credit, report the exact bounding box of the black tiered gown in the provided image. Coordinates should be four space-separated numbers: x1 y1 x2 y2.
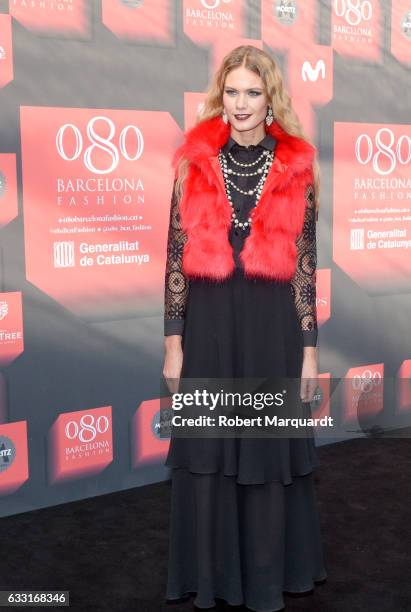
163 134 327 612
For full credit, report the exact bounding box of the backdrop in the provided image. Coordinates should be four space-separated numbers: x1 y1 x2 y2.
0 0 410 518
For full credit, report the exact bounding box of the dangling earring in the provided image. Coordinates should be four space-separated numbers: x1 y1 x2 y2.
265 105 274 126
222 109 228 124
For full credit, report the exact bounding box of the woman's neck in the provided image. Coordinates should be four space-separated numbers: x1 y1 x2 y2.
230 125 266 147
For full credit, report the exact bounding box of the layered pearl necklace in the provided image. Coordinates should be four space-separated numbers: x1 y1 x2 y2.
218 147 274 231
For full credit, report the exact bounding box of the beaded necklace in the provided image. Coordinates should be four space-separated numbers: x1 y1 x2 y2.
218 147 274 231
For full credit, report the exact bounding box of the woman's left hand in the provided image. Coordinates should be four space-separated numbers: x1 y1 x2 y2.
300 354 318 403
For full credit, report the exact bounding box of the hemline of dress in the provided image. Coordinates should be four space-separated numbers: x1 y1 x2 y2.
166 569 329 612
166 591 285 612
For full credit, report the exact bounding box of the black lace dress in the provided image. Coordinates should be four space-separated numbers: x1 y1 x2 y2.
163 134 327 612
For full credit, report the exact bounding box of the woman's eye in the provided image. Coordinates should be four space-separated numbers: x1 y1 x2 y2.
225 90 261 96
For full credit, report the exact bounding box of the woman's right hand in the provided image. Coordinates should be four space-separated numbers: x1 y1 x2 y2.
163 335 183 394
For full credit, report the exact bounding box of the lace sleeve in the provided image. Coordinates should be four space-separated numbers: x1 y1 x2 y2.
164 179 189 336
290 181 318 347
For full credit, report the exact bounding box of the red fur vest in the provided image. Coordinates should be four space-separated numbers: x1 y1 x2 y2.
172 115 316 281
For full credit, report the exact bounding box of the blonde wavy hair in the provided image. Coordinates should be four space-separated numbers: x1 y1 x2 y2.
174 45 320 216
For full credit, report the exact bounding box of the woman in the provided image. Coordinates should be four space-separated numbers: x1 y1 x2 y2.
163 45 327 612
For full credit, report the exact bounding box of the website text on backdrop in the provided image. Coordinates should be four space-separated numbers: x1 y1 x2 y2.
162 45 327 612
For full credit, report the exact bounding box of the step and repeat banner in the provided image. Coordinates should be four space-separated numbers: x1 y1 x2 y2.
0 0 410 517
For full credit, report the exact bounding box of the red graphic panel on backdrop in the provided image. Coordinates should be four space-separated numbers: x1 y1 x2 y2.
262 0 316 50
0 292 24 368
9 0 89 37
261 1 319 138
342 363 384 425
333 122 411 295
0 15 13 89
20 107 181 319
391 0 411 64
397 359 411 414
183 0 245 45
332 0 382 62
132 397 170 467
288 44 333 105
48 406 113 484
316 269 331 326
0 155 18 228
0 421 29 496
288 43 333 138
102 0 173 42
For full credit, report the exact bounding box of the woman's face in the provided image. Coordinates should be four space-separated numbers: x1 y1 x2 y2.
222 66 269 133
